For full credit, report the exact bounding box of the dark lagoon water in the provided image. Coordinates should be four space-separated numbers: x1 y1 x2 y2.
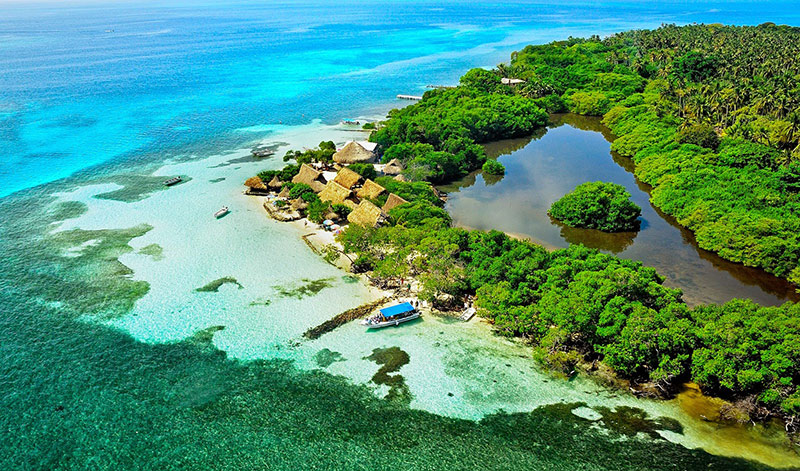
3 1 800 469
441 115 800 307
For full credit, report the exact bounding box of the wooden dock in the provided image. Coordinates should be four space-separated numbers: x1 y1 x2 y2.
397 94 423 101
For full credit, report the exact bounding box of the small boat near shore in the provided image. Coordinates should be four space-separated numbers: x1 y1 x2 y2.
459 307 476 321
214 206 230 218
163 176 182 186
251 145 275 158
361 302 420 329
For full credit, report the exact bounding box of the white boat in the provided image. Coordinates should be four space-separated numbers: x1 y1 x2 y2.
459 307 476 321
214 206 230 218
361 302 420 329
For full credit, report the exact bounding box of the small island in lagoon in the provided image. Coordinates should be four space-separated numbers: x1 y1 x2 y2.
549 181 642 232
245 23 800 450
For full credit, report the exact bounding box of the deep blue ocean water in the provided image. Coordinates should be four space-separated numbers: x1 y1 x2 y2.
2 0 799 198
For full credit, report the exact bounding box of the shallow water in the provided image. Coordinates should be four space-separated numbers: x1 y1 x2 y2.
441 115 800 307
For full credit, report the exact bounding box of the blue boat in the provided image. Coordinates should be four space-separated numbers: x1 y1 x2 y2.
361 302 420 329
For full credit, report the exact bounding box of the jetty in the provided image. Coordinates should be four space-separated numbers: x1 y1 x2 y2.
303 296 391 340
397 94 423 101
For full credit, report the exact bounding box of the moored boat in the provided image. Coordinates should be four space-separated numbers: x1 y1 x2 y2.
361 302 420 329
214 206 229 218
163 176 182 186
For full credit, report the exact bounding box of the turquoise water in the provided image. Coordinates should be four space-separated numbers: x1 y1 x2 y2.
3 0 800 197
3 1 800 469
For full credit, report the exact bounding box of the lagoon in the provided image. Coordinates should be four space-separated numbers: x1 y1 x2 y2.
441 115 800 307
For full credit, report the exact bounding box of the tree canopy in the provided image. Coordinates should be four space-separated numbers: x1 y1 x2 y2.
549 181 642 232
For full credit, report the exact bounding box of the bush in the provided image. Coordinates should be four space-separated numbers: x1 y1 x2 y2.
549 181 641 232
482 160 506 175
331 203 352 218
676 124 719 150
283 142 336 164
347 163 377 180
388 201 451 227
258 164 300 183
289 183 315 200
306 200 329 223
566 91 612 115
717 139 780 169
459 68 506 94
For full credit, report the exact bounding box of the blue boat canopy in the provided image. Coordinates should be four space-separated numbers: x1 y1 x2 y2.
380 302 415 318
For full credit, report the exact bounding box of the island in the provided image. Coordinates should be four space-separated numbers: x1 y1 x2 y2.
245 23 800 438
549 181 641 232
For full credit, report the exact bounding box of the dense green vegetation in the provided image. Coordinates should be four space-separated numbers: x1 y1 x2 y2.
257 164 300 184
482 159 506 175
347 162 377 180
549 181 641 232
370 85 548 183
332 24 800 425
283 140 336 164
253 24 800 427
505 24 800 283
338 219 800 418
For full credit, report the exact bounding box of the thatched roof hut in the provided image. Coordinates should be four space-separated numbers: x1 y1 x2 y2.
347 200 385 227
393 174 408 182
356 179 386 200
310 180 327 193
382 193 409 212
292 163 327 192
333 141 376 164
267 176 283 190
278 186 291 198
244 176 267 190
383 158 404 176
318 181 353 206
324 211 340 222
333 167 362 190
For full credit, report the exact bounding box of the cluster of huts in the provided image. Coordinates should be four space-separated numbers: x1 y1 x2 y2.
246 141 409 228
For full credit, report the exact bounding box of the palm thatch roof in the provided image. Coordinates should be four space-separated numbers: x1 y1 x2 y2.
292 163 327 189
356 179 386 200
347 200 385 228
393 174 408 182
278 186 291 198
244 176 267 190
318 181 353 205
381 193 409 212
308 180 327 193
324 211 340 222
333 141 376 164
267 176 283 189
383 158 404 176
333 167 362 189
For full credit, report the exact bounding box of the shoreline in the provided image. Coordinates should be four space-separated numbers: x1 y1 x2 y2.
238 109 800 465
